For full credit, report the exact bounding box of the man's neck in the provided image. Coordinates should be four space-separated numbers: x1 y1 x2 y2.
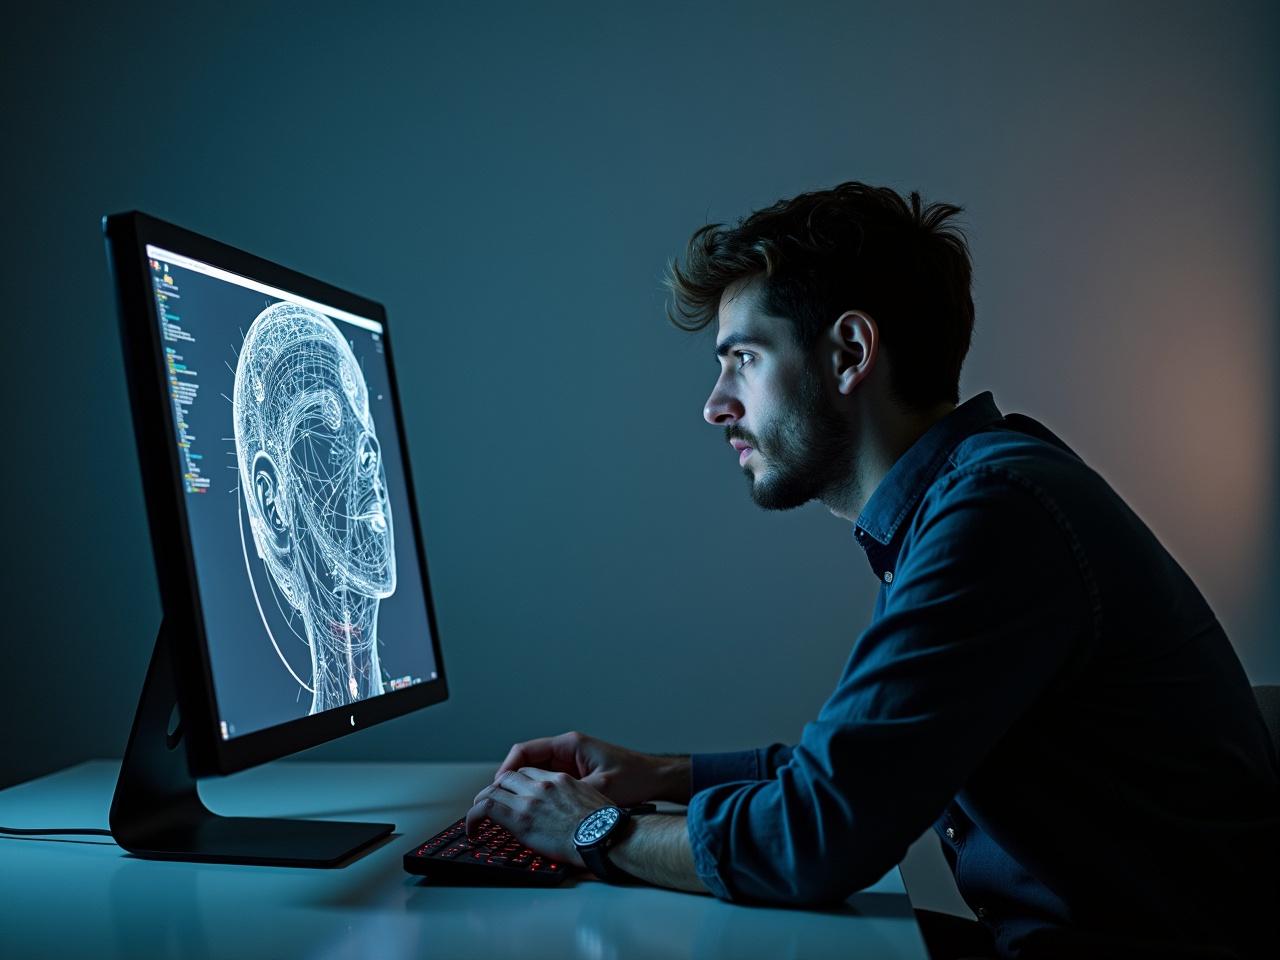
822 400 957 523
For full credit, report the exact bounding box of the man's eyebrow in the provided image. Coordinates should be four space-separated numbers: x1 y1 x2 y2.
714 333 772 359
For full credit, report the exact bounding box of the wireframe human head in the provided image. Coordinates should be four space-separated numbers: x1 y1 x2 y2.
233 302 396 712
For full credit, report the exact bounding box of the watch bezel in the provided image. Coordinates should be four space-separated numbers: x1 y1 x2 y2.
574 805 624 848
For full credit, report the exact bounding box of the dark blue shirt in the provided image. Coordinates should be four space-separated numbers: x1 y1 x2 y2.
687 392 1280 958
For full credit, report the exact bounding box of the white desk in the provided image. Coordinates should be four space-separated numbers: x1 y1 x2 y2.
0 761 928 960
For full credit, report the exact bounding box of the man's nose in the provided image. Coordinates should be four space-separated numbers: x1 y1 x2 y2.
704 381 744 425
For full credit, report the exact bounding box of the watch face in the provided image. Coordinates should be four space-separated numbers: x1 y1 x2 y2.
575 806 621 846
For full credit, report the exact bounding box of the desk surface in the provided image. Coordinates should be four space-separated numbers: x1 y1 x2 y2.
0 760 927 960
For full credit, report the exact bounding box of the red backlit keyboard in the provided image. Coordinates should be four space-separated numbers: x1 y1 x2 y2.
403 817 569 886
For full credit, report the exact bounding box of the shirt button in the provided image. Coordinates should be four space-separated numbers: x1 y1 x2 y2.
945 826 955 840
883 570 894 583
977 906 988 920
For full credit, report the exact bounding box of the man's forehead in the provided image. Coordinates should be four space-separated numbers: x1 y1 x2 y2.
716 278 783 350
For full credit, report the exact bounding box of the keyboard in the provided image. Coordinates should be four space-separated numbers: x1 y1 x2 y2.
403 816 570 886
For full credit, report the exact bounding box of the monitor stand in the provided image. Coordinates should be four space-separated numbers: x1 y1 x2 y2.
110 620 394 867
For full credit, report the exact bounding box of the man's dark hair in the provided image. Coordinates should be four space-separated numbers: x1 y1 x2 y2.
666 181 975 411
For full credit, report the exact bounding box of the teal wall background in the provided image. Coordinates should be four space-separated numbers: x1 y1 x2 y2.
2 1 1277 790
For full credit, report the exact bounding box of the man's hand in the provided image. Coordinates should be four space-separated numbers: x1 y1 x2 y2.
493 731 690 807
465 767 612 866
465 767 708 894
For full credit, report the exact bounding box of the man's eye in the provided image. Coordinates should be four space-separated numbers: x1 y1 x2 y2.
735 352 754 370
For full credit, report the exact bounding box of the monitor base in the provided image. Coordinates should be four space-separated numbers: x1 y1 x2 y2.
110 621 393 867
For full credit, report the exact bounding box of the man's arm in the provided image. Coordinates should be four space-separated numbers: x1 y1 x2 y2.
491 732 797 809
690 744 795 796
491 732 693 806
611 814 707 893
465 764 711 893
687 473 1093 904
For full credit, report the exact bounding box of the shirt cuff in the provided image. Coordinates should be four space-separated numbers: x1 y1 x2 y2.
686 786 733 900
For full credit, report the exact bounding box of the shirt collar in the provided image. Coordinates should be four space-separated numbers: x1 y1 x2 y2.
854 391 1005 554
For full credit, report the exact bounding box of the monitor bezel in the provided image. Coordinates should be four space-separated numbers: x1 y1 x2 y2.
105 211 448 777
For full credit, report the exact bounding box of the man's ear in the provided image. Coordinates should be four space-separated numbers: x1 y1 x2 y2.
250 450 292 558
826 310 878 396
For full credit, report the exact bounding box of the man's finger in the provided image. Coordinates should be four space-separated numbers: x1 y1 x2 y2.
465 788 516 839
466 784 495 834
495 732 581 779
494 768 540 795
471 773 527 807
495 738 555 779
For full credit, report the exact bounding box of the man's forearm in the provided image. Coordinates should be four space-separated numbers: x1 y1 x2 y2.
653 755 692 804
610 814 708 894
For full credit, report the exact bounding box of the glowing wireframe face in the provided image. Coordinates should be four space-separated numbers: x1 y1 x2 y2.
284 357 396 597
234 303 396 608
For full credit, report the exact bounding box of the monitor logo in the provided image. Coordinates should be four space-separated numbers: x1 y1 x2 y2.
350 714 356 727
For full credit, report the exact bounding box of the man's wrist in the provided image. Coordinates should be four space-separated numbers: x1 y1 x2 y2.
652 755 692 804
607 814 707 893
575 806 638 882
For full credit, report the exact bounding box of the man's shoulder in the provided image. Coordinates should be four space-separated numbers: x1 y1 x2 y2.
943 415 1100 494
909 416 1113 541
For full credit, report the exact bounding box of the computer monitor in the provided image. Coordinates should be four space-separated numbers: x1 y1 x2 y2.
104 212 447 866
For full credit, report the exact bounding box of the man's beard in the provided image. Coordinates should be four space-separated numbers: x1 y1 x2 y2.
727 369 854 511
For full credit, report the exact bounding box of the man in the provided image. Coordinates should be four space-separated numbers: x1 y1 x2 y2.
465 182 1280 959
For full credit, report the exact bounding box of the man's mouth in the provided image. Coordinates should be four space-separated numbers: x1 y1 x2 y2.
729 439 754 467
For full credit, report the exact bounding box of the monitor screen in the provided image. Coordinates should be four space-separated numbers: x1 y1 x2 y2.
143 243 439 741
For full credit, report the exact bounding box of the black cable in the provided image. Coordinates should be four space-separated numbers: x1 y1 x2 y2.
0 825 113 836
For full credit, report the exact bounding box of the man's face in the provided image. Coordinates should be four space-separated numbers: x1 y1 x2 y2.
703 279 853 510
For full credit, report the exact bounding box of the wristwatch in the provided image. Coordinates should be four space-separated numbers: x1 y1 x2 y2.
574 805 640 883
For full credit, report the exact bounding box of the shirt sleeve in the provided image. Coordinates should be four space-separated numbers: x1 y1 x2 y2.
691 744 795 796
686 469 1094 905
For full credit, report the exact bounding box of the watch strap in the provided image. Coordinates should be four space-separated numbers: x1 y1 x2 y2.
579 834 636 883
